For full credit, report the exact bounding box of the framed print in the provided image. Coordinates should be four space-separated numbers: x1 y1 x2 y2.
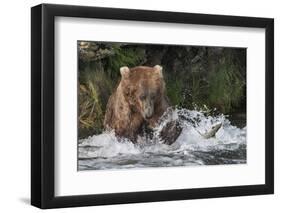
31 4 274 209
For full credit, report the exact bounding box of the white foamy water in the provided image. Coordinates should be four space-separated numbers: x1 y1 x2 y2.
78 108 246 170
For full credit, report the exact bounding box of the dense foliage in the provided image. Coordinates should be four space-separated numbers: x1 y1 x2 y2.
78 41 246 139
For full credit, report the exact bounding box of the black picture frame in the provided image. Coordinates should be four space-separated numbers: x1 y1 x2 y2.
31 3 274 209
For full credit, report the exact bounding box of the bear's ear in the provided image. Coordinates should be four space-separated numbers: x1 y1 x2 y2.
120 66 130 79
154 65 163 78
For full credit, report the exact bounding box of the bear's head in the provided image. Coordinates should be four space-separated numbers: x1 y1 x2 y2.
119 65 166 120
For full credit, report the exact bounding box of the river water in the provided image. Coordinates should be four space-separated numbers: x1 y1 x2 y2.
78 108 246 171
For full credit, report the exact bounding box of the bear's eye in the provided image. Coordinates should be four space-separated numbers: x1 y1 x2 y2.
149 92 156 99
140 95 146 100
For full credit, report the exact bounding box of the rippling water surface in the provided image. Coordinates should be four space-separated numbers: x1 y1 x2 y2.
78 108 246 171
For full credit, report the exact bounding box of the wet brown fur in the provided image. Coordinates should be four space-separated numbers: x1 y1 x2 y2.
104 66 170 142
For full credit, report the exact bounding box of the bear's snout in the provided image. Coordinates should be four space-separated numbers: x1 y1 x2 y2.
142 99 154 119
144 107 154 119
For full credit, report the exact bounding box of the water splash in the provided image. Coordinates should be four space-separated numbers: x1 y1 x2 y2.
78 108 246 170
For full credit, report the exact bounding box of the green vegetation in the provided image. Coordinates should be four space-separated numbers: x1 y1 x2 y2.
105 45 146 78
78 41 246 138
208 55 245 112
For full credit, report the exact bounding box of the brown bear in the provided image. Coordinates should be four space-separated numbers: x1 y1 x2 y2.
104 65 182 144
